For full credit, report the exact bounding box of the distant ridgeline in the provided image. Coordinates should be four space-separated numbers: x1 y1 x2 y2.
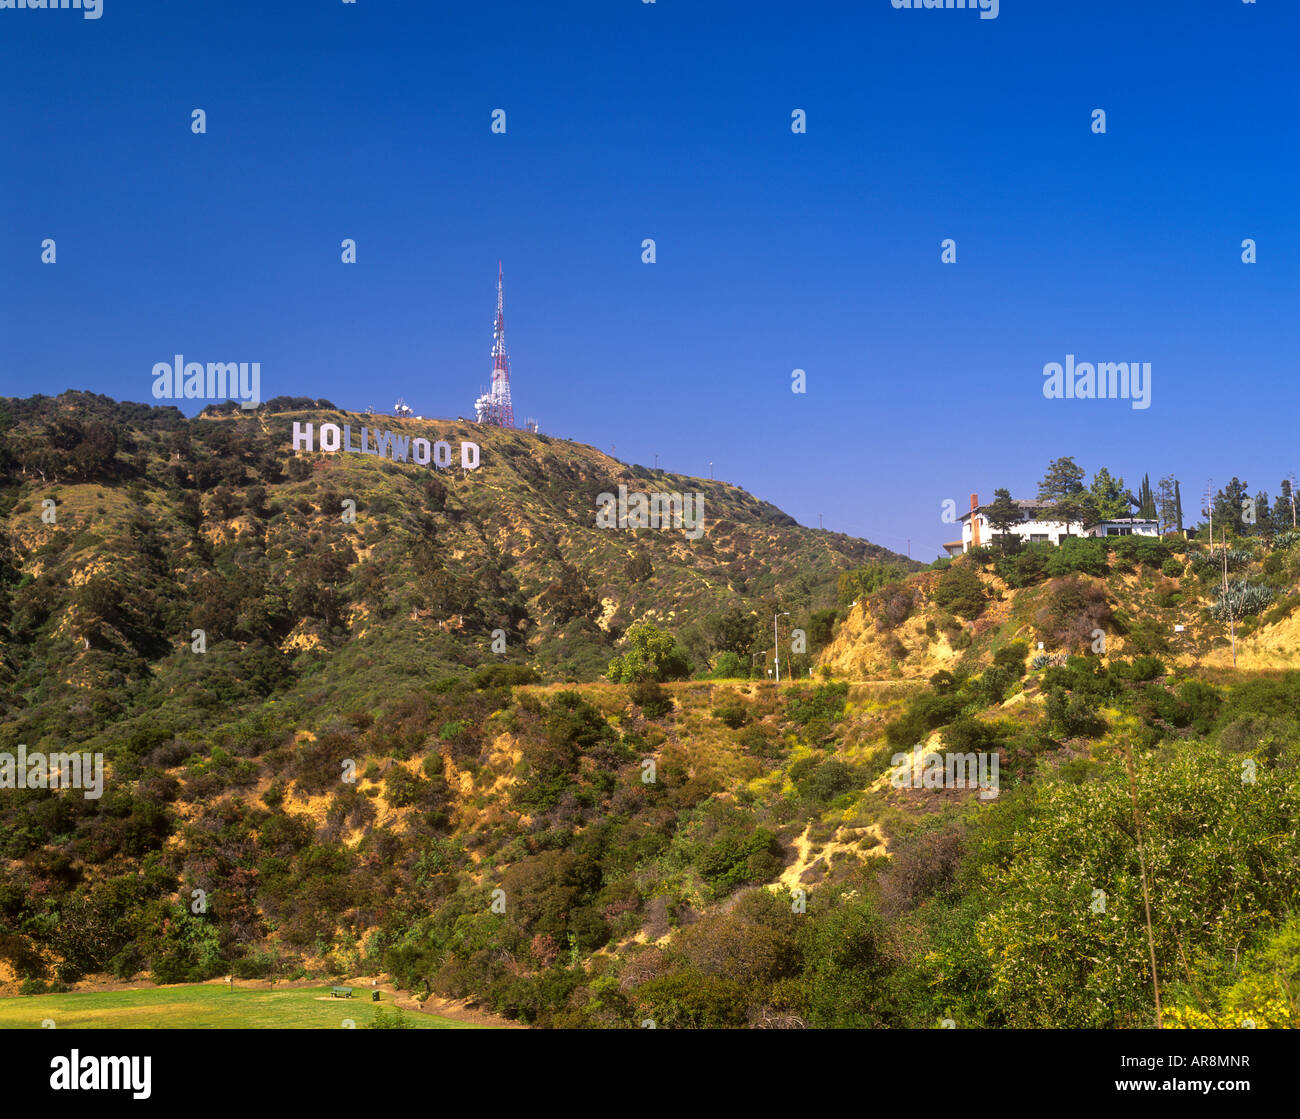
289 420 481 470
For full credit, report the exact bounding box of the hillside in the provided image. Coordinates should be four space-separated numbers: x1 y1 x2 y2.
0 390 912 736
822 534 1300 680
1 393 1298 1029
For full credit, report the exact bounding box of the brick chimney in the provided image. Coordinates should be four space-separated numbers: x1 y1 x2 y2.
970 493 980 548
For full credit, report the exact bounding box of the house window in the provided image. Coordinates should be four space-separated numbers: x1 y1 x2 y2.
1106 527 1132 536
1030 534 1048 543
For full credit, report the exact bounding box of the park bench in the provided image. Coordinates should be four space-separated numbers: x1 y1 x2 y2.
331 986 353 999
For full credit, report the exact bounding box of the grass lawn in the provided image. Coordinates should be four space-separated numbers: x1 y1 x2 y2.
0 984 483 1029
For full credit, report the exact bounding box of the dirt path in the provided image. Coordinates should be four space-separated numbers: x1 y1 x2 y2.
343 975 522 1028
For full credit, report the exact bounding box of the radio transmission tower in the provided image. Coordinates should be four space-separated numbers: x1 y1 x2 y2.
474 261 516 428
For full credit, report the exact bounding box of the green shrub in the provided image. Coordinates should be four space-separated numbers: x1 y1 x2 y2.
978 666 1013 705
1045 537 1108 578
1115 656 1165 682
738 724 782 758
794 759 861 804
932 564 987 619
996 544 1053 589
1109 535 1170 571
631 679 673 718
708 651 746 679
1045 686 1106 739
884 691 964 749
370 1007 413 1029
787 683 849 727
634 972 749 1028
992 641 1029 678
838 562 911 606
1123 618 1171 655
697 827 784 895
940 716 1004 754
471 664 540 689
712 701 750 729
929 670 957 694
1136 678 1221 734
384 767 429 808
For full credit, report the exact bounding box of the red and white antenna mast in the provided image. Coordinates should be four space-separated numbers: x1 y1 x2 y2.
480 261 514 427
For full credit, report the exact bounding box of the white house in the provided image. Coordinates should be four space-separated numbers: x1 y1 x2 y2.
1086 516 1163 538
943 494 1159 556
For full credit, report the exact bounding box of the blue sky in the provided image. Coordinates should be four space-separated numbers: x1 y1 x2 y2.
2 0 1297 559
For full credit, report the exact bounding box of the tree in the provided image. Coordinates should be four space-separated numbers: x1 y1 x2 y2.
1137 474 1157 521
606 622 692 683
1212 478 1250 537
1037 457 1091 526
985 488 1023 551
1174 480 1183 535
1156 474 1179 534
1250 491 1272 537
1277 478 1296 531
1088 468 1130 521
966 745 1300 1028
705 605 757 657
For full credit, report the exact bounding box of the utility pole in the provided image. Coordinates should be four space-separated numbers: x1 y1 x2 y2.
1223 526 1237 667
1201 478 1211 551
818 513 823 530
774 611 789 684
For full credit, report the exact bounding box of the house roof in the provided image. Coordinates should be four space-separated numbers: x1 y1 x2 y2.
959 498 1052 522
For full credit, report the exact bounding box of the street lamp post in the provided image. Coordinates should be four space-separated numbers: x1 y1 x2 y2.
774 611 789 684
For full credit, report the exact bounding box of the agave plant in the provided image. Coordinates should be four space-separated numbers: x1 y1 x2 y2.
1210 580 1275 621
1192 548 1254 573
1272 530 1300 552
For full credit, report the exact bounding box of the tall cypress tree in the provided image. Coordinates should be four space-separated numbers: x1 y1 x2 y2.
1138 473 1157 520
1174 480 1183 534
1279 478 1297 531
1252 491 1272 536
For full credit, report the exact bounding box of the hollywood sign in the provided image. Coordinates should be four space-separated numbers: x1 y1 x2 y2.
291 421 481 470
